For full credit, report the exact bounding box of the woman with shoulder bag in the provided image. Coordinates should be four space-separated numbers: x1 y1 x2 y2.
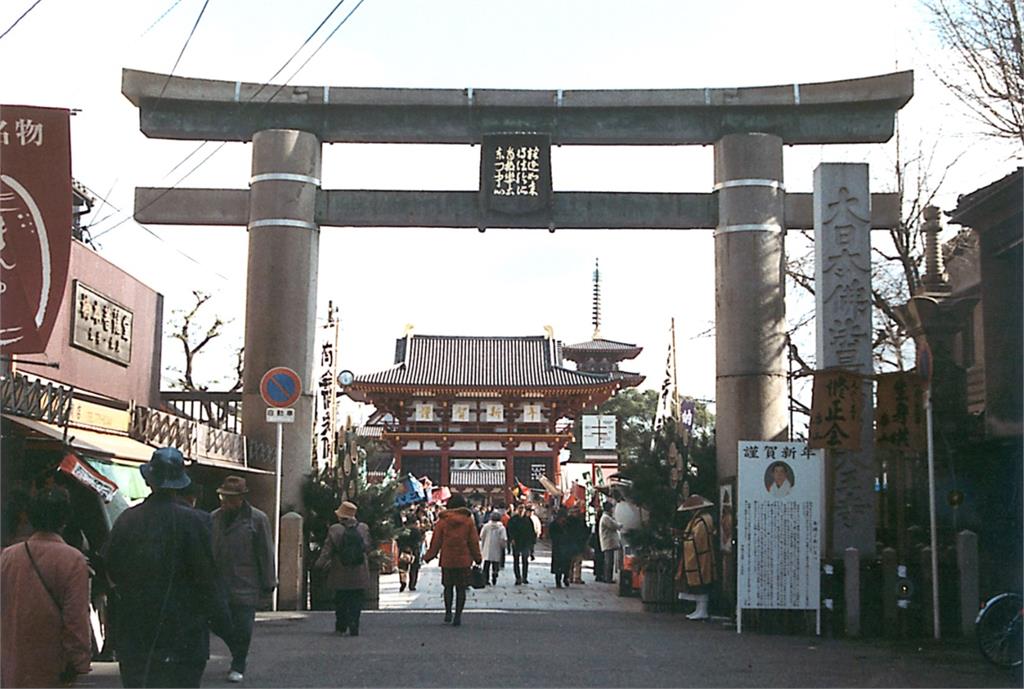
422 493 481 627
1 487 92 687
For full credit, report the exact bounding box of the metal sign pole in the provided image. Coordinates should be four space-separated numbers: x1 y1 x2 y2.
926 385 940 640
273 421 283 612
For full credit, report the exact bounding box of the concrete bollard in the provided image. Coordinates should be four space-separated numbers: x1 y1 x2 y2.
882 547 898 635
956 530 979 638
278 512 305 610
844 547 861 637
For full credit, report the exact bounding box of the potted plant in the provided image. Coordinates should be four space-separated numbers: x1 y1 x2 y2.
620 429 685 612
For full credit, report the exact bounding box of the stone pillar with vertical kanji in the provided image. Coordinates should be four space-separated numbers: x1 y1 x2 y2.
814 163 876 558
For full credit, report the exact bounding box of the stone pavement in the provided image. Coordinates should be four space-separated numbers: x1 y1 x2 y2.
74 541 1020 688
379 541 640 612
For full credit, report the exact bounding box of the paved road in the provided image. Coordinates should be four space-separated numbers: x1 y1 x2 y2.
78 545 1018 688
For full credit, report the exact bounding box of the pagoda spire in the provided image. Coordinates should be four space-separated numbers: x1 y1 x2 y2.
591 258 601 339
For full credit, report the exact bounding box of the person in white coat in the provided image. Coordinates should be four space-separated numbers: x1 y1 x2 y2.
598 501 623 584
479 513 507 585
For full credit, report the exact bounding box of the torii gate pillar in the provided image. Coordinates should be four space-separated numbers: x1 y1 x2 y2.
714 132 790 480
242 129 321 512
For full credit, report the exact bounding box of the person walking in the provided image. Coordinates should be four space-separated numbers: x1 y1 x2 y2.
210 476 276 683
527 505 541 561
590 504 605 582
566 507 589 584
506 504 536 585
599 501 623 584
104 448 231 688
479 512 507 586
1 486 92 688
422 493 481 627
548 508 573 588
316 501 371 637
677 494 716 620
396 515 423 592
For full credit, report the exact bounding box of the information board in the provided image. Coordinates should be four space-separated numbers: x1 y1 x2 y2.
737 441 823 616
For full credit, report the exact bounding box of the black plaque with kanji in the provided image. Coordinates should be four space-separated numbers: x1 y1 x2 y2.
479 133 552 223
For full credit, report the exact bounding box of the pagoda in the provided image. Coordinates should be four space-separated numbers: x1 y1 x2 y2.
562 259 644 385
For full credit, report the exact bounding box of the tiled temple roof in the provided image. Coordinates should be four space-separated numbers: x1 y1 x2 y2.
356 335 615 388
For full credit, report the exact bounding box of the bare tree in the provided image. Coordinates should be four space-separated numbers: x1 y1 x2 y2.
165 290 244 428
924 0 1024 146
784 138 963 429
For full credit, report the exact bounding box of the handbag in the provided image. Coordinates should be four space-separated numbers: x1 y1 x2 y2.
25 544 78 686
469 564 487 589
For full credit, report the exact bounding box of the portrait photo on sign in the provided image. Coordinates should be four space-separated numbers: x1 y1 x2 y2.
763 461 795 497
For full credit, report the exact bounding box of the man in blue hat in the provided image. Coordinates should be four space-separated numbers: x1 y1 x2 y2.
104 447 231 688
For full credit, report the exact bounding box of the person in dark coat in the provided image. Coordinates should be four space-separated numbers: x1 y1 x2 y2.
423 493 481 626
548 508 573 588
566 507 590 584
315 501 371 636
506 503 536 585
396 516 423 592
211 476 276 683
104 448 231 688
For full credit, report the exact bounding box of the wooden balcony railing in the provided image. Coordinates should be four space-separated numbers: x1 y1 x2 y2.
161 390 242 433
1 373 74 426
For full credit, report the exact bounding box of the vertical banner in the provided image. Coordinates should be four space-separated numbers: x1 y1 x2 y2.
0 105 73 354
808 370 863 451
737 441 823 613
875 372 927 453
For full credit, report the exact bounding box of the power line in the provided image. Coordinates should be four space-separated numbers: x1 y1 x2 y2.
141 0 184 37
0 0 44 41
93 0 362 234
159 0 213 99
80 183 232 282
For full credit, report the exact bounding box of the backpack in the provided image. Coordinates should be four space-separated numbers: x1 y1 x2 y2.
336 525 365 567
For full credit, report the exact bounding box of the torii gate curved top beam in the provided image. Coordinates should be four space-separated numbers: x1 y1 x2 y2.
122 69 912 145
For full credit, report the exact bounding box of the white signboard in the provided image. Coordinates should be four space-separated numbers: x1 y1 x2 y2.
452 403 471 422
737 441 823 629
523 403 542 423
414 403 434 422
582 414 617 450
486 403 504 422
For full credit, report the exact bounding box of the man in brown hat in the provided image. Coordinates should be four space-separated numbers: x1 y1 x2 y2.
211 476 276 683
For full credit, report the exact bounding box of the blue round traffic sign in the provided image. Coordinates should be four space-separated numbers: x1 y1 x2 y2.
260 367 302 408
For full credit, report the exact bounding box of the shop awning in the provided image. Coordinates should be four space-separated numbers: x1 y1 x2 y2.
3 414 274 476
3 414 156 462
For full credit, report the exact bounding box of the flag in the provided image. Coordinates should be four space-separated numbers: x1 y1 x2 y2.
59 454 118 503
652 318 680 449
512 478 531 499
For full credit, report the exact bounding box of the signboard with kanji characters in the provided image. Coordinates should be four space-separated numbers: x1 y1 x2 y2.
876 372 927 453
479 133 552 221
737 441 823 613
582 414 617 450
1 105 73 354
808 370 862 451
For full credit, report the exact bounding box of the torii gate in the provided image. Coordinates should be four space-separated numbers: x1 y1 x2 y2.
123 69 911 555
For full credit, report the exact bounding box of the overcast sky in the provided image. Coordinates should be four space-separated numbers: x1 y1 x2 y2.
2 0 1019 426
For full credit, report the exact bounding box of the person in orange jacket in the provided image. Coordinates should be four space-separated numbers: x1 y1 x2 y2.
423 493 481 627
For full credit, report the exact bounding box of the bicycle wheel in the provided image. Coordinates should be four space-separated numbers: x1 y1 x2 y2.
976 593 1023 669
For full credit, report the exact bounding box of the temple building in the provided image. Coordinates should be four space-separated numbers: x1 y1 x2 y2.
345 261 644 505
345 330 632 505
